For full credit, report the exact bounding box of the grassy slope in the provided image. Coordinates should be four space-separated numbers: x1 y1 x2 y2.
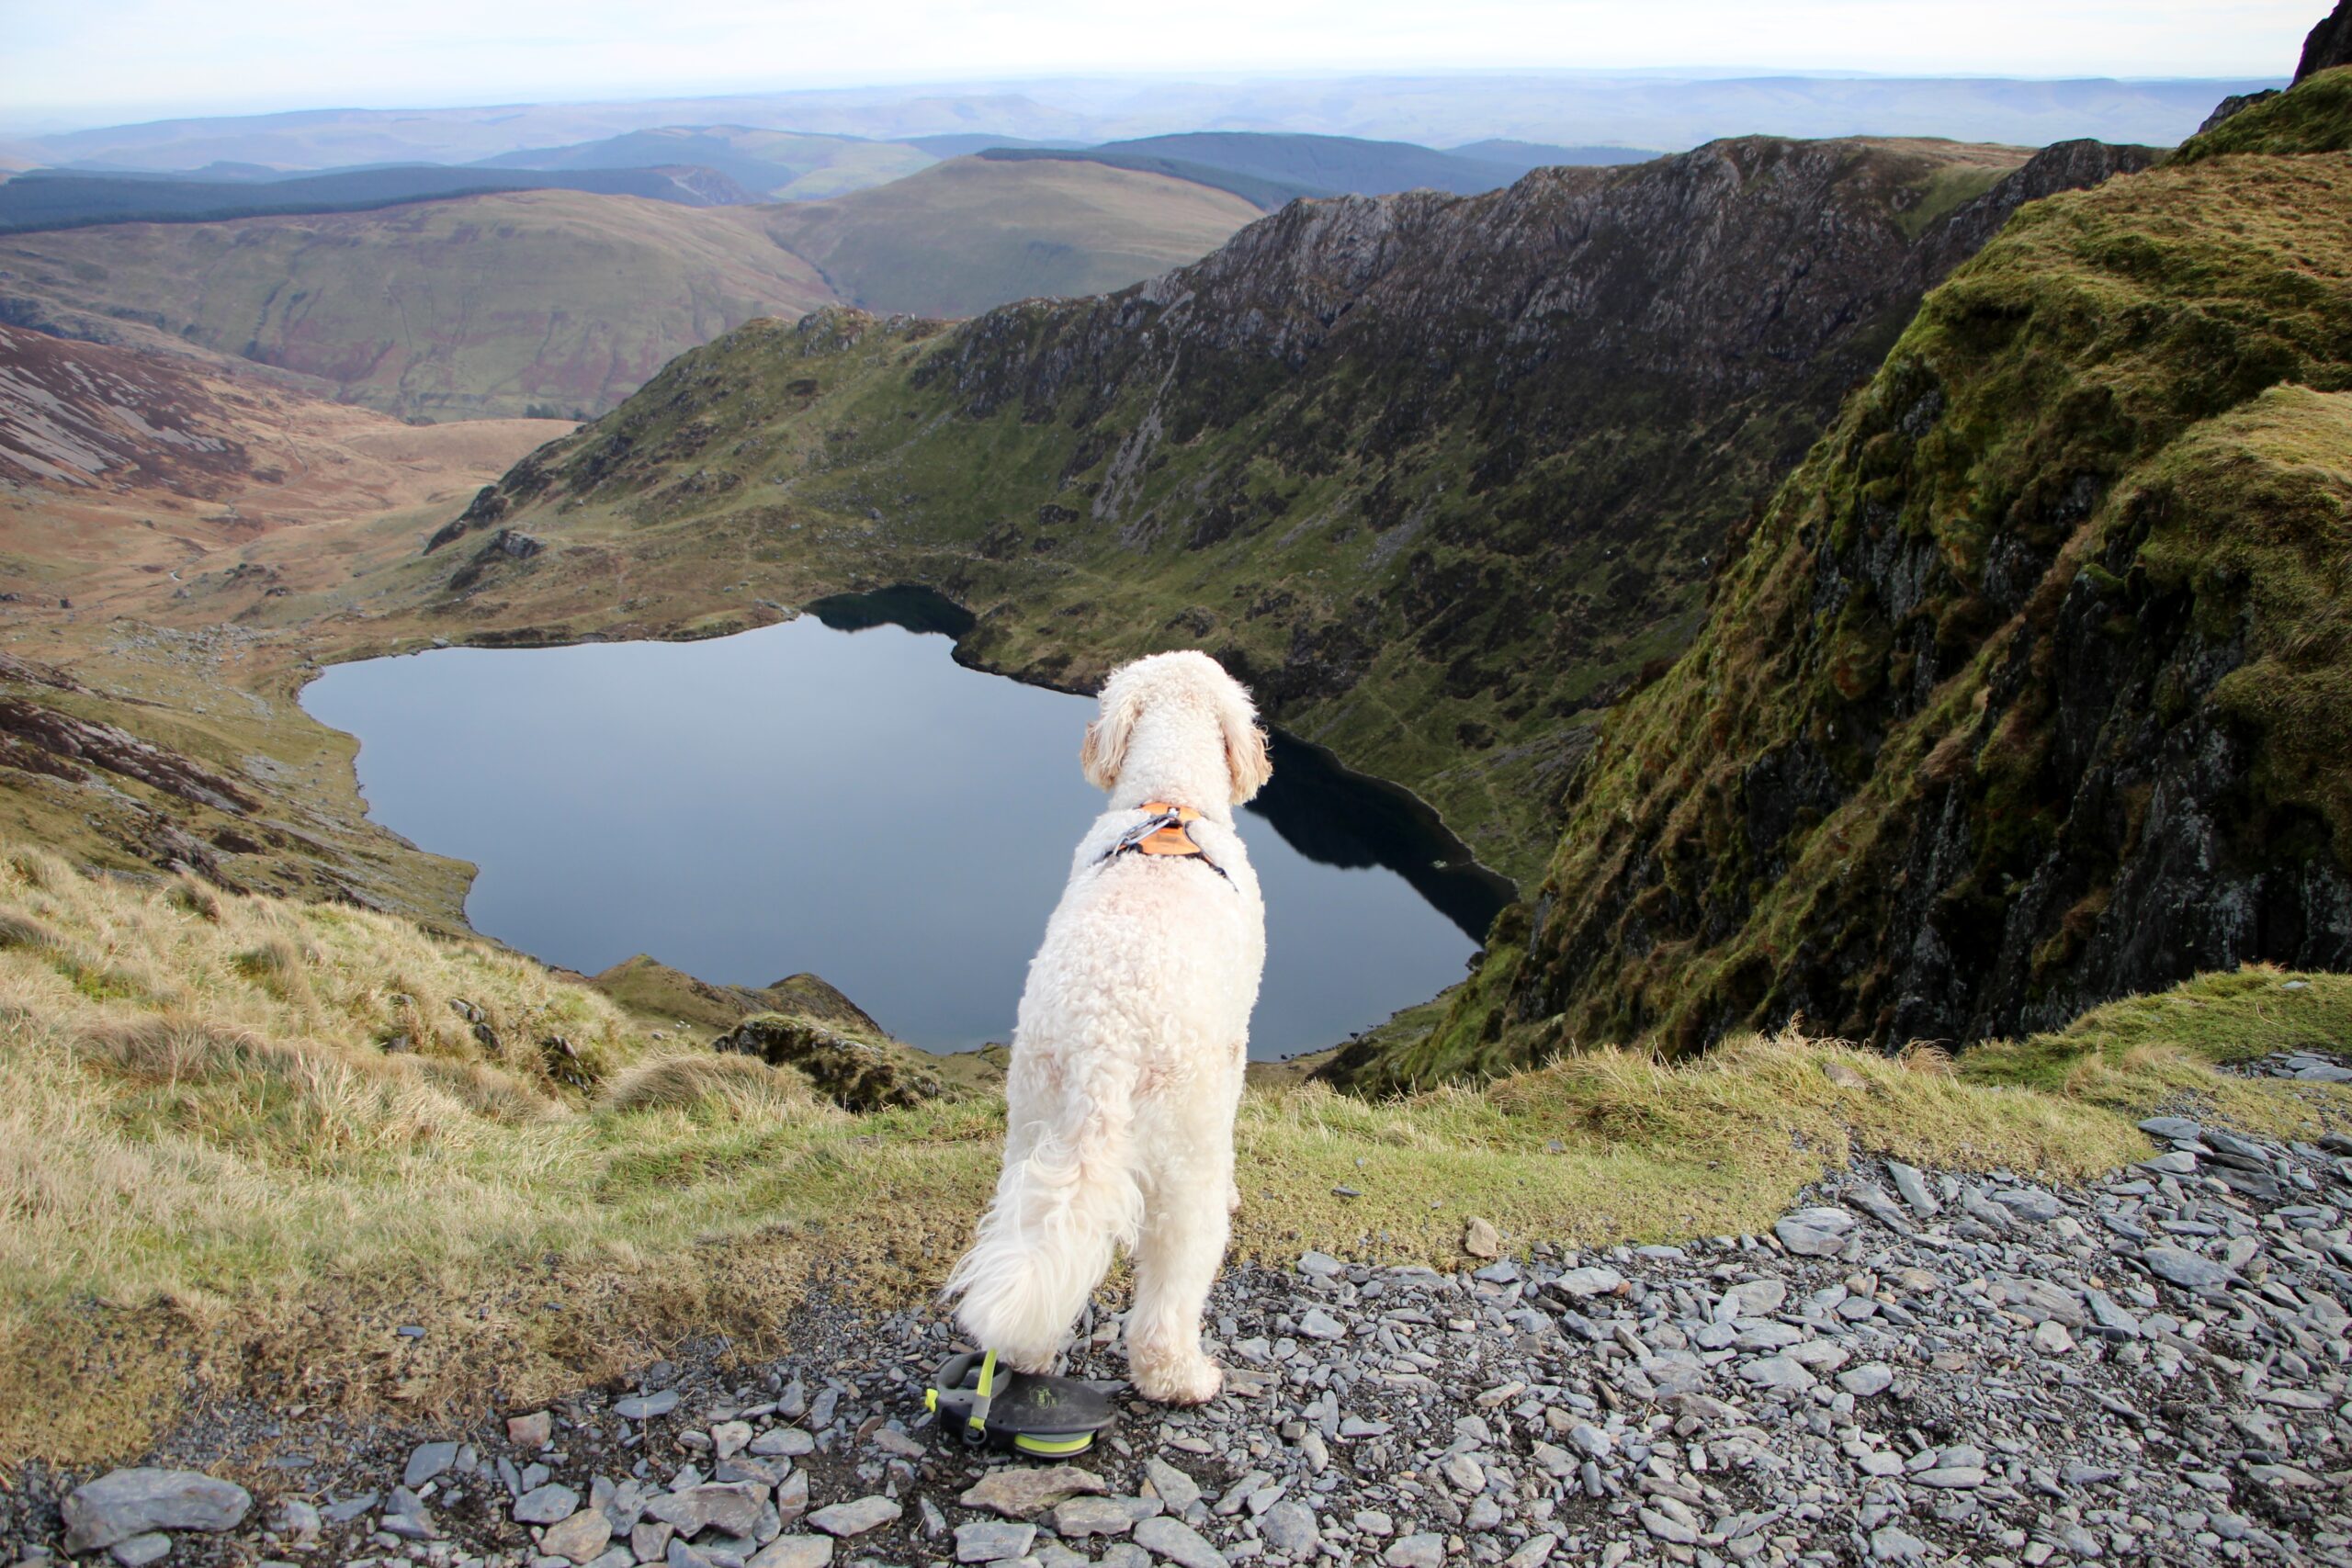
8 835 2341 1465
1360 70 2352 1088
755 157 1262 317
0 192 840 421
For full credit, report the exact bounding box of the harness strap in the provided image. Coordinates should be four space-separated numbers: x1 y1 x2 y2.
1098 800 1234 886
964 1348 997 1445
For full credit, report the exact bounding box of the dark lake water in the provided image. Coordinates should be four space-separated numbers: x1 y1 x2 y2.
301 590 1510 1057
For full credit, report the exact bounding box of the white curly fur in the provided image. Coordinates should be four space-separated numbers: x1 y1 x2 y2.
944 649 1271 1404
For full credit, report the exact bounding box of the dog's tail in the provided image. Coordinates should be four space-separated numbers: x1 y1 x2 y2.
944 1055 1141 1371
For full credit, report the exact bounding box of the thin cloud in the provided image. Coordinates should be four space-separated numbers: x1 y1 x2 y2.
0 0 2313 127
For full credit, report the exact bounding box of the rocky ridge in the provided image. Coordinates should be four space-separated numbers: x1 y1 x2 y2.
8 1106 2347 1568
1343 64 2352 1084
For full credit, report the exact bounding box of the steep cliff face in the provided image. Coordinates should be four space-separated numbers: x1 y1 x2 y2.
456 135 2150 877
1340 70 2352 1089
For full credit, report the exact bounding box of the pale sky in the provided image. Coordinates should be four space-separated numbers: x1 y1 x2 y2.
0 0 2316 129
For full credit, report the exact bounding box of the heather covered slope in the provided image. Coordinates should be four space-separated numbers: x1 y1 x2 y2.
1345 69 2352 1089
428 136 2146 880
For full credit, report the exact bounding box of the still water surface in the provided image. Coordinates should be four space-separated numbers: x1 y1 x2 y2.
301 592 1510 1057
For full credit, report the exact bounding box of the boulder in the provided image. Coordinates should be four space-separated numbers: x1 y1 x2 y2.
715 1013 945 1111
63 1470 252 1553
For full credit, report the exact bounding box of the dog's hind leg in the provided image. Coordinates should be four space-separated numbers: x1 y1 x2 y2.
1125 1066 1241 1404
946 1044 1141 1373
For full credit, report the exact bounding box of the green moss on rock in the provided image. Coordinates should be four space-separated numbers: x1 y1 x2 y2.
1374 69 2352 1083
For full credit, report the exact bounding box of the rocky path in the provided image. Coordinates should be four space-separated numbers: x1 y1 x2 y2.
8 1114 2349 1568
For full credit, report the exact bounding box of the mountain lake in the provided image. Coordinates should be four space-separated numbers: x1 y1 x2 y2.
301 587 1512 1058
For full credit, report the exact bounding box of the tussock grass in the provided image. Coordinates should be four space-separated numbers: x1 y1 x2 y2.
0 840 2340 1470
599 1052 835 1121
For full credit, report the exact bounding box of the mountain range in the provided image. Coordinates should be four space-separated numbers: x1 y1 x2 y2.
9 71 2276 168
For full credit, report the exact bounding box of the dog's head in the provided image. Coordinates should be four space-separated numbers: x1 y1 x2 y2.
1080 650 1272 806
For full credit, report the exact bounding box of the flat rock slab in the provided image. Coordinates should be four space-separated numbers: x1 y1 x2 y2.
2138 1115 2202 1139
1774 1207 1857 1257
1053 1495 1162 1537
403 1442 461 1489
1258 1500 1318 1555
746 1540 832 1568
1739 1356 1816 1391
514 1484 581 1526
1383 1533 1449 1568
954 1518 1037 1562
1295 1307 1346 1339
1141 1458 1202 1511
645 1483 767 1538
1133 1515 1228 1568
1838 1363 1895 1397
2143 1246 2235 1292
107 1534 171 1568
1548 1266 1624 1299
65 1470 254 1553
806 1496 900 1539
958 1465 1108 1518
541 1509 614 1563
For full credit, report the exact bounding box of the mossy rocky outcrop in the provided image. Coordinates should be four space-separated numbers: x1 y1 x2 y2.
714 1012 949 1111
452 136 2151 879
1340 71 2352 1089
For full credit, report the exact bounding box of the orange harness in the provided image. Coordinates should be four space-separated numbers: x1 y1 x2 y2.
1099 801 1234 886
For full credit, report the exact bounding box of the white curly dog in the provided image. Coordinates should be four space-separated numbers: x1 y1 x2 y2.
945 649 1272 1404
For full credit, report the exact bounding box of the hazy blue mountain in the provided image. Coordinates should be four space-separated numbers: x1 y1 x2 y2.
903 133 1083 156
1084 132 1512 196
18 72 2279 175
0 164 755 232
471 126 935 199
1447 139 1659 174
978 131 1659 209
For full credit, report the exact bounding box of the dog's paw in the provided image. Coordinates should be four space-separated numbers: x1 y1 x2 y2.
1131 1348 1224 1406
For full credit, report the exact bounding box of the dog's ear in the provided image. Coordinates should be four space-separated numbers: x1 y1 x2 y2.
1080 677 1142 791
1219 685 1272 805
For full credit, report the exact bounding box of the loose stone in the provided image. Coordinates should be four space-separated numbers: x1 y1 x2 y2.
804 1498 899 1539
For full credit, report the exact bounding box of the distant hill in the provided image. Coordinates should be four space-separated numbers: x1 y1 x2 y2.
475 127 935 200
756 156 1261 317
979 132 1660 209
1087 131 1548 196
904 133 1080 157
1448 139 1661 174
0 191 836 420
976 147 1321 210
0 163 757 233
